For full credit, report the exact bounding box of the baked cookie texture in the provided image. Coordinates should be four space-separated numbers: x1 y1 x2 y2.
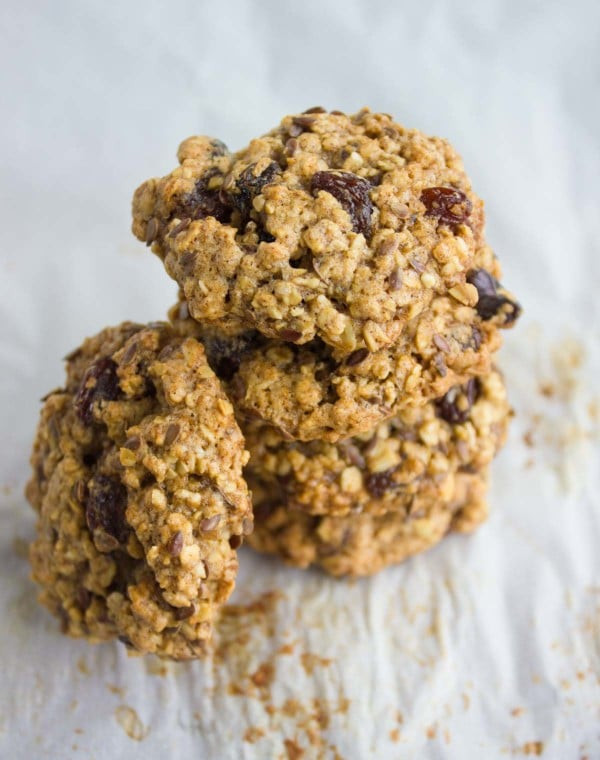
132 108 519 357
246 470 488 577
26 322 252 659
243 370 509 517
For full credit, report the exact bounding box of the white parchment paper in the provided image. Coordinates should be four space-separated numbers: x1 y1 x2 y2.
1 1 599 758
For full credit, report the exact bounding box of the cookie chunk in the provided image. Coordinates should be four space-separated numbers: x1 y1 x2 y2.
246 471 488 577
133 108 519 356
26 322 251 659
244 370 509 516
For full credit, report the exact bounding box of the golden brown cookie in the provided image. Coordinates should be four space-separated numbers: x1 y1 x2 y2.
132 108 519 357
246 471 488 577
27 322 252 659
244 369 509 517
168 240 513 441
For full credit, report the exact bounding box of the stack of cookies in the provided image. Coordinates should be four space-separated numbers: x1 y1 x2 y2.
27 109 520 657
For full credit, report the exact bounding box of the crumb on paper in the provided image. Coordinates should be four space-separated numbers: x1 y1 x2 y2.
521 741 544 756
300 652 333 676
76 657 89 675
114 705 149 742
511 707 524 717
426 724 437 739
283 738 304 759
144 657 169 677
106 683 126 697
244 726 266 743
462 693 471 710
389 728 400 742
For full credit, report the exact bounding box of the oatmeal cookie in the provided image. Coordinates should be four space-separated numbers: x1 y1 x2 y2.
26 322 251 659
168 240 512 441
244 369 509 516
246 471 488 577
133 108 519 356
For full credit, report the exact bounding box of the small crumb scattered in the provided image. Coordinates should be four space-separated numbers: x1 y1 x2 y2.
389 728 400 742
426 725 437 740
76 657 89 675
244 726 266 743
284 737 304 759
521 741 544 756
511 707 524 717
106 683 126 697
522 431 535 448
300 652 333 676
114 706 149 742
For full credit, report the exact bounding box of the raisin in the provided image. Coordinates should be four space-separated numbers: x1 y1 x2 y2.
229 535 243 549
311 171 374 238
173 605 195 621
420 187 472 229
467 269 521 324
365 469 396 498
174 169 231 224
346 348 369 366
435 378 480 424
226 162 281 222
303 106 326 114
85 474 129 545
74 357 120 425
278 328 303 342
201 332 260 381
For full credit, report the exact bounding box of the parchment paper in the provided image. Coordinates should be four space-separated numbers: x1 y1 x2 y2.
1 1 598 758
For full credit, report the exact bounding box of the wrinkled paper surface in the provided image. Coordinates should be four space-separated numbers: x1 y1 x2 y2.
1 1 599 757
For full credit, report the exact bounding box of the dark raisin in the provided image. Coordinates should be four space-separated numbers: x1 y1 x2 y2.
74 357 120 424
467 269 521 324
229 535 243 549
257 226 276 243
421 187 472 229
253 501 277 522
365 469 396 498
167 531 184 556
85 474 129 545
346 348 369 366
303 106 326 114
278 328 303 342
435 379 480 424
201 332 260 381
174 169 231 224
173 605 195 621
226 162 281 222
76 587 91 611
311 171 373 238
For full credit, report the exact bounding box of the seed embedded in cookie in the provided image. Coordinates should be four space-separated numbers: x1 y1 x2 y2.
26 321 251 659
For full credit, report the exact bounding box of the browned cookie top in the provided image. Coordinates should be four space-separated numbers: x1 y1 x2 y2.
27 322 251 659
132 108 520 356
